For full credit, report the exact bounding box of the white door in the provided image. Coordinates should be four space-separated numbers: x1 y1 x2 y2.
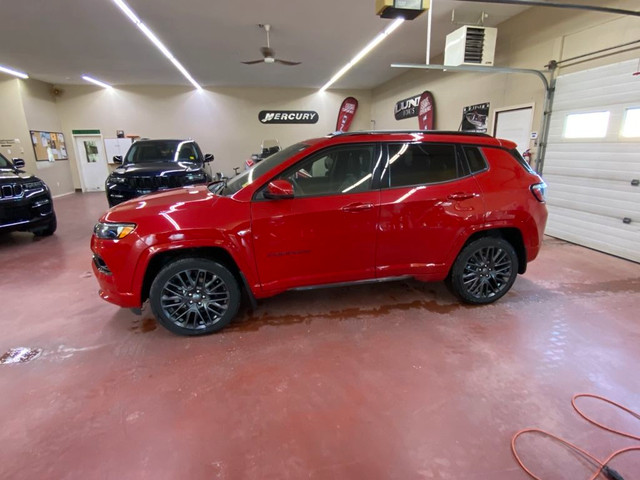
493 105 534 155
75 135 109 191
544 59 640 263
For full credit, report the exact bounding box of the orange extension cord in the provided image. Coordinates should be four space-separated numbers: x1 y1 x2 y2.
512 393 640 480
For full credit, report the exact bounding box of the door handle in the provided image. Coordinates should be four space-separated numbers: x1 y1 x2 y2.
341 202 374 213
447 192 477 201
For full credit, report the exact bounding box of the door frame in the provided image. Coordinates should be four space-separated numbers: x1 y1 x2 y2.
73 133 108 192
492 103 535 152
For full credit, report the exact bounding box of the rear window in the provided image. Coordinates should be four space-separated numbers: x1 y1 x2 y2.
386 143 462 188
463 147 488 173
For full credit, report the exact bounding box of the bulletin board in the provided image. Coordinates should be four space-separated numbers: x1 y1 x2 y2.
30 130 69 161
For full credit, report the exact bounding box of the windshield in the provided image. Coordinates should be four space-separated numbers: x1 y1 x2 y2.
0 153 13 169
215 142 309 196
124 140 201 164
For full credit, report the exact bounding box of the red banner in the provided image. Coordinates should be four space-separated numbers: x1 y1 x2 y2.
336 97 358 132
417 91 435 130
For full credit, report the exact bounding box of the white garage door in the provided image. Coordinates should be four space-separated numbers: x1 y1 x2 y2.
544 59 640 263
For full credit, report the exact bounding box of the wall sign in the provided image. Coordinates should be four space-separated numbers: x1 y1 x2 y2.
461 103 490 133
394 94 421 120
259 110 319 124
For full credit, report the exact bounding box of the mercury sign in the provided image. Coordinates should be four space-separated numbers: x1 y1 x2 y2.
394 94 422 120
259 110 319 124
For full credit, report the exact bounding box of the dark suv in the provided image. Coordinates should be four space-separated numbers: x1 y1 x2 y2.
92 131 547 336
106 139 214 207
0 154 56 236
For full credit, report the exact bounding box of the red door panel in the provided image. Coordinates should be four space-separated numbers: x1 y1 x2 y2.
251 191 380 294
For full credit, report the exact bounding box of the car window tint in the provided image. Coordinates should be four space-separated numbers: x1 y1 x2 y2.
464 147 488 173
387 143 459 187
278 145 376 197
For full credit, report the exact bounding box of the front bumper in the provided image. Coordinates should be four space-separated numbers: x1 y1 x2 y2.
0 190 54 232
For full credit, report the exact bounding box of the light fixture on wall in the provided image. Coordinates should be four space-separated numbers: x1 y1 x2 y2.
0 64 29 79
111 0 202 90
82 75 112 89
319 18 405 92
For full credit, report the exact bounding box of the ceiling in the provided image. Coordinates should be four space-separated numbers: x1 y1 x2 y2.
0 0 528 89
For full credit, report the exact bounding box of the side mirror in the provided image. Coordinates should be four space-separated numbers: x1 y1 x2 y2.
113 155 123 164
12 158 25 169
263 179 294 200
204 153 214 163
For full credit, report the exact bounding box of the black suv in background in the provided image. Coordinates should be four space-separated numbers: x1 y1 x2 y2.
0 154 57 236
106 139 214 207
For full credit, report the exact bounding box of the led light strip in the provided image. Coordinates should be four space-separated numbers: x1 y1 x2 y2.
319 18 405 92
0 64 29 79
82 75 112 88
111 0 201 89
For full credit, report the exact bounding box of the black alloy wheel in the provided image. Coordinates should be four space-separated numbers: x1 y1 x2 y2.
149 258 240 335
447 237 518 304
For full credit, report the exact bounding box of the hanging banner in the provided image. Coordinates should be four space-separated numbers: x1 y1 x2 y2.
417 91 435 130
394 94 421 120
461 103 490 133
335 97 359 132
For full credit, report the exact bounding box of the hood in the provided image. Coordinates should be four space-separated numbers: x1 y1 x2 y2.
113 162 200 176
103 185 218 226
0 168 36 183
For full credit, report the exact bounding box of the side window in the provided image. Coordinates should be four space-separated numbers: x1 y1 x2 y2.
386 143 460 188
463 147 488 173
276 145 376 197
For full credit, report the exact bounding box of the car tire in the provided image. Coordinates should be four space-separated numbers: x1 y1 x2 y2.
447 237 518 304
149 258 240 336
33 214 57 237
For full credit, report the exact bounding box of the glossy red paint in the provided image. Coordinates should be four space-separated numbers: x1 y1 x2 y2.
91 131 548 309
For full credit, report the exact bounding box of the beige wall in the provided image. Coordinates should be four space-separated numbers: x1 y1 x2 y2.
0 77 75 197
55 86 372 186
370 0 640 166
18 79 75 196
0 78 34 176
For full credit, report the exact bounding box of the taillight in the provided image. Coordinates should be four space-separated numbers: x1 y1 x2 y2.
530 182 547 203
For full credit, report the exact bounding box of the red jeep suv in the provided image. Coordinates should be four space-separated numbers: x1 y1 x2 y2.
91 131 547 336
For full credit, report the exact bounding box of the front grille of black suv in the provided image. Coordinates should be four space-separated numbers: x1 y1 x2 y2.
127 176 185 190
1 183 23 199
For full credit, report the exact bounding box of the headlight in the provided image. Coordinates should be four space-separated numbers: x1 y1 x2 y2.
23 181 45 190
109 176 127 184
93 222 136 240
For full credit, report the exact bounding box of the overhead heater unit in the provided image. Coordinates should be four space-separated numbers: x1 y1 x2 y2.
444 26 497 66
376 0 430 20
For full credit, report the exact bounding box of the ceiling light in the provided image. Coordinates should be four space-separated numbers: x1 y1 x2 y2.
319 18 405 92
111 0 201 89
82 75 112 89
0 64 29 79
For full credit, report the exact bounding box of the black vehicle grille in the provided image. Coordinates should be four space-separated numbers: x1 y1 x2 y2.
1 183 23 199
127 176 184 190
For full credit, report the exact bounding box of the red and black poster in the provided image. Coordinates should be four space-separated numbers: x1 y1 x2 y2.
417 91 435 130
336 97 358 132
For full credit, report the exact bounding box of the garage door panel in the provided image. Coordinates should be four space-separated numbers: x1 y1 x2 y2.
544 59 640 262
547 207 639 262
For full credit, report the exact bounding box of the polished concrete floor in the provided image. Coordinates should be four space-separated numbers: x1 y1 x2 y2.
1 192 639 479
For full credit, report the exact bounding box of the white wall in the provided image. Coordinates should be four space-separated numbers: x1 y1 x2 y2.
55 86 372 185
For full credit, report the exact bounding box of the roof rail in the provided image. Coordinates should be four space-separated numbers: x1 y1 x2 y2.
328 130 493 138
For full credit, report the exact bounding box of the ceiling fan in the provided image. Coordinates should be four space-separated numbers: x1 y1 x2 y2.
242 24 301 66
